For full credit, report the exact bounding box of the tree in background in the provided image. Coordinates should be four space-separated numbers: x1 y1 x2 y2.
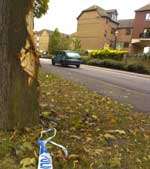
60 36 71 50
49 28 62 54
49 28 71 54
0 0 49 130
72 38 81 51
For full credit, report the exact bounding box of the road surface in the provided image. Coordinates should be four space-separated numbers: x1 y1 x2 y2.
40 58 150 113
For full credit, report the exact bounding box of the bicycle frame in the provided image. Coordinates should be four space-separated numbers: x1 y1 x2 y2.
37 128 68 169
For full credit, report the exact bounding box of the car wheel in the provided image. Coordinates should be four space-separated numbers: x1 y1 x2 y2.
76 65 80 68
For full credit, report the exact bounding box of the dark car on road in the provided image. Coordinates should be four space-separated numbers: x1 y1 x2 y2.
52 50 81 68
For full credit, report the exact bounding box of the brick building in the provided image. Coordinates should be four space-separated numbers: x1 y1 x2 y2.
75 4 150 53
131 4 150 53
34 29 70 54
76 5 119 50
34 29 53 53
116 19 134 52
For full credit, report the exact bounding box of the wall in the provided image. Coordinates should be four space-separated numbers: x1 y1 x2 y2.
76 10 118 50
132 11 150 38
117 28 133 51
38 31 50 52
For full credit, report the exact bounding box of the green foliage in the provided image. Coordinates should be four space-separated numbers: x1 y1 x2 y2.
49 28 61 54
85 59 150 74
90 48 128 60
0 137 15 157
128 54 150 68
0 72 150 168
38 72 149 169
127 63 150 74
81 55 91 64
131 53 150 60
34 0 49 18
72 38 81 50
87 59 125 70
60 36 71 50
49 28 71 54
81 51 150 74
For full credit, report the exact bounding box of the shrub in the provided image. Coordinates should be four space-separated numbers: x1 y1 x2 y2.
81 55 91 64
87 59 125 70
127 64 150 74
129 53 150 61
90 49 128 61
77 49 89 56
86 59 150 75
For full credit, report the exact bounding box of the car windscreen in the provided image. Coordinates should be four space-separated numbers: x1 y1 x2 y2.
66 52 80 59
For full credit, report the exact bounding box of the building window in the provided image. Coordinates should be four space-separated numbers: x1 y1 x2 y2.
111 14 117 21
116 42 124 49
124 42 129 48
144 47 150 54
126 28 131 35
144 28 150 33
145 13 150 21
140 28 150 38
144 28 150 38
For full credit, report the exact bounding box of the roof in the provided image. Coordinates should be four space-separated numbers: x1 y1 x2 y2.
81 5 108 17
77 5 119 24
106 9 118 15
118 19 134 28
34 29 70 37
35 29 53 36
135 3 150 12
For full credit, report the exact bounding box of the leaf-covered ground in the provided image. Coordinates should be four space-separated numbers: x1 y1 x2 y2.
0 71 150 169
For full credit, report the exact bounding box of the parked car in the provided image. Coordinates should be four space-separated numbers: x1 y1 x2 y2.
52 50 81 68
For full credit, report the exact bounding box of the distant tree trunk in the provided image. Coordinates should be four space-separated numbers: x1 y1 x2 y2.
0 0 39 130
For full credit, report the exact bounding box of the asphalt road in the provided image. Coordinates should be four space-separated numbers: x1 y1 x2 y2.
40 58 150 113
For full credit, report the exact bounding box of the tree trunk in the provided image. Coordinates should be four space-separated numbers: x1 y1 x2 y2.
0 0 39 130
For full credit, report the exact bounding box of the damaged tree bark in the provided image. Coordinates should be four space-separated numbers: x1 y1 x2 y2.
0 0 39 129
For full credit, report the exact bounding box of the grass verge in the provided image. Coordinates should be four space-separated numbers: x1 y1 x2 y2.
0 71 150 169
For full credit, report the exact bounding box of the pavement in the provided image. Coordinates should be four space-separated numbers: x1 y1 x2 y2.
40 58 150 113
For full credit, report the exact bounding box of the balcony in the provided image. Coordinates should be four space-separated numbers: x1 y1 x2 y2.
139 32 150 39
131 32 150 45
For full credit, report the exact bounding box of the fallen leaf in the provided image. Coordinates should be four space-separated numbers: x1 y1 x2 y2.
104 133 116 140
94 149 104 155
20 158 35 168
109 157 121 168
69 154 79 160
107 129 126 135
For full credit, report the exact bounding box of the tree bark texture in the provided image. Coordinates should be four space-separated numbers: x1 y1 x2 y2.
0 0 39 129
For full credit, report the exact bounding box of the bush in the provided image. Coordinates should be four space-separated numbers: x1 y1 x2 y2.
81 55 91 64
129 53 150 61
127 64 150 74
90 49 128 61
87 59 125 70
86 59 150 75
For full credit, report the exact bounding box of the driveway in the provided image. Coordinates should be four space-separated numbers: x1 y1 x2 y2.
40 58 150 113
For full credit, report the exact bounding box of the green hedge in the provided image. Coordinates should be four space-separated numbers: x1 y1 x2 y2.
129 53 150 61
86 59 150 75
90 49 128 60
127 64 150 74
81 55 91 63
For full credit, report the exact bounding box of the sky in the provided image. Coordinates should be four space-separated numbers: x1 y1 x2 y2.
34 0 149 34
